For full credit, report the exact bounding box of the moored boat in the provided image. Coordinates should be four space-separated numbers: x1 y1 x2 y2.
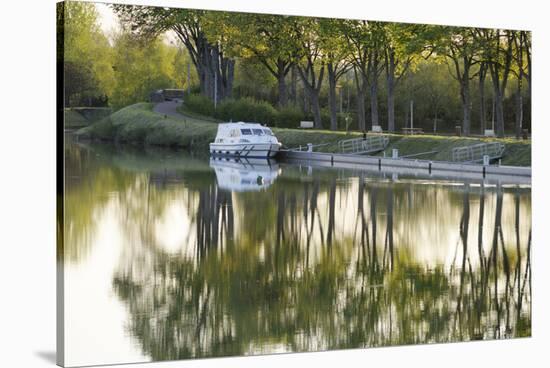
209 122 282 158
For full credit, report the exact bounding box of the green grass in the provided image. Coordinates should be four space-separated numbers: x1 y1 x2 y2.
176 104 221 123
376 134 531 166
64 109 89 128
77 103 531 167
77 103 218 149
64 107 113 128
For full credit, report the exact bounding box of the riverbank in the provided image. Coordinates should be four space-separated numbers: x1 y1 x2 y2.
76 103 218 148
64 107 112 128
77 103 531 167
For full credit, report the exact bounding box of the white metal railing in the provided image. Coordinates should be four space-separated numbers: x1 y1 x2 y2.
338 135 389 155
451 142 505 163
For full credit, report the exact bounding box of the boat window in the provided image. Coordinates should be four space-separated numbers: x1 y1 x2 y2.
252 129 264 135
241 129 252 135
263 129 273 136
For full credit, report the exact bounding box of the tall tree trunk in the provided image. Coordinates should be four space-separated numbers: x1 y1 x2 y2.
297 61 325 129
328 62 338 130
302 78 308 114
189 39 234 103
354 69 366 131
290 65 297 106
384 48 413 133
515 81 523 139
493 86 505 137
276 59 288 108
310 90 322 129
211 46 220 104
357 89 366 132
386 73 395 132
224 59 235 99
277 72 288 108
368 56 380 129
515 34 524 139
172 24 236 103
370 80 379 130
479 63 487 135
486 30 514 138
460 58 471 136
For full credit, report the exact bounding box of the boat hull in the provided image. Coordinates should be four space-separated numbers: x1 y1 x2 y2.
209 143 281 158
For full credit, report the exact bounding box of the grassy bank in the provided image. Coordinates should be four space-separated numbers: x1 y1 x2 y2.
64 107 112 128
77 103 218 148
77 103 531 166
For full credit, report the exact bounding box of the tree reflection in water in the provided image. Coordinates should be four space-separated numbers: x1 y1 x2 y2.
65 143 531 361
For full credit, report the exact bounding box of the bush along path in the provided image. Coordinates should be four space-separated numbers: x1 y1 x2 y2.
77 102 531 167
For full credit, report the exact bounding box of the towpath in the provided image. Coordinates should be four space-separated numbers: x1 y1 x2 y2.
153 99 186 119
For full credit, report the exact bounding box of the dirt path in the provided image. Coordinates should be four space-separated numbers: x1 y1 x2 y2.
152 99 186 119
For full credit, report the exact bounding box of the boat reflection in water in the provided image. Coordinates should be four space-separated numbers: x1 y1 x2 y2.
209 157 281 192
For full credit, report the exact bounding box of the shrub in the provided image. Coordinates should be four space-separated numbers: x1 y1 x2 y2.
184 93 215 117
214 97 278 126
275 106 305 128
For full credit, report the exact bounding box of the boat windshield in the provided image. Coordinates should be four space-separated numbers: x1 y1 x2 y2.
241 129 252 135
263 129 273 136
252 129 264 135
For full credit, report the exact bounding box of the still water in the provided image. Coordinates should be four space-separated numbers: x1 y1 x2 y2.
61 140 531 367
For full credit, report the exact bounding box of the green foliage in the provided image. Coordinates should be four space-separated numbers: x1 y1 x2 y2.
172 47 199 91
184 94 278 126
215 98 278 125
110 33 179 109
275 106 306 128
64 2 531 136
64 108 112 128
61 1 115 106
183 93 215 117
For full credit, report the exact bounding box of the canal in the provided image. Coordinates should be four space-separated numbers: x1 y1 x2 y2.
60 139 531 366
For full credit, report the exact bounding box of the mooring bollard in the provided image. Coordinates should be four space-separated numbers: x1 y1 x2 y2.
482 155 490 178
378 158 382 170
429 161 432 174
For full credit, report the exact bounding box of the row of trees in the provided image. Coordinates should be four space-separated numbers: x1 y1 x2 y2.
113 5 531 137
59 2 531 137
58 2 198 108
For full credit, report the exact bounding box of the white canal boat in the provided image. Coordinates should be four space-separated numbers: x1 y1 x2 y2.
209 122 282 158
